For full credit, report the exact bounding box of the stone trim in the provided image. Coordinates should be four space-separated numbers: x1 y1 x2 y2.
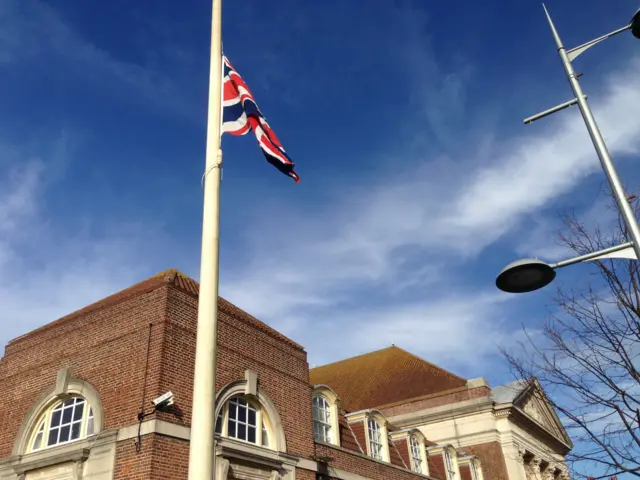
317 442 437 480
216 377 288 453
387 397 494 427
12 372 105 456
1 430 118 477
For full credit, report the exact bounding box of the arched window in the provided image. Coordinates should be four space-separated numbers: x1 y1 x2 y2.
445 447 457 480
410 434 424 473
367 418 384 461
312 396 332 443
216 396 271 448
29 396 94 452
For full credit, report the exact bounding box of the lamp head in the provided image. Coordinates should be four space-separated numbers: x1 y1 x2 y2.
631 8 640 39
496 258 556 293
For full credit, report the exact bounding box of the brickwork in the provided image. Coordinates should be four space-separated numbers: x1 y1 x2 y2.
460 464 472 480
393 437 411 470
0 271 435 480
316 443 429 480
380 386 492 418
428 452 446 480
0 286 169 458
465 442 510 480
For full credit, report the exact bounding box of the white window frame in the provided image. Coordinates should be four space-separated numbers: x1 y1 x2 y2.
28 396 95 453
367 418 384 461
409 434 426 474
216 396 271 449
444 447 457 480
312 395 333 444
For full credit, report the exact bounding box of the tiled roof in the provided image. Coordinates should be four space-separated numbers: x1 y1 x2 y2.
309 346 467 412
8 268 304 351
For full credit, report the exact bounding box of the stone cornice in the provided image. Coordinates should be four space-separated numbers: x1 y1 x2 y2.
496 405 572 453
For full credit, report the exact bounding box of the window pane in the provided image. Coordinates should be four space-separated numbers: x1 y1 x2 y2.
229 403 237 420
73 404 84 421
228 421 236 437
51 409 62 428
71 422 82 440
33 432 43 451
59 425 71 443
248 426 256 443
47 428 58 446
237 423 246 440
248 408 256 425
215 413 222 434
86 416 95 436
238 404 246 422
62 407 73 424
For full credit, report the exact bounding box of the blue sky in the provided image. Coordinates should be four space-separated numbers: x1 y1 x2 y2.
1 0 640 395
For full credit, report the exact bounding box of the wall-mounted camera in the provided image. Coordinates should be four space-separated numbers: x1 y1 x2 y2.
153 391 175 411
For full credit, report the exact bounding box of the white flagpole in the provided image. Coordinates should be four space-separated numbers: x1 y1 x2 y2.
188 0 223 478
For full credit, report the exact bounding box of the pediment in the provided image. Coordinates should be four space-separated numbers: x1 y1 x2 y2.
514 382 571 445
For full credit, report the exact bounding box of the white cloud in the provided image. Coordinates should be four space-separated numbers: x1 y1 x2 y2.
0 135 177 354
221 57 640 370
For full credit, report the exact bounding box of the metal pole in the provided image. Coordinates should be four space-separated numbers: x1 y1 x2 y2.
188 0 223 478
543 4 640 262
550 241 634 269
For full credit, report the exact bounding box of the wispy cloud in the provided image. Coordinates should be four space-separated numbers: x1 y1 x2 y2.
0 133 178 354
222 57 640 370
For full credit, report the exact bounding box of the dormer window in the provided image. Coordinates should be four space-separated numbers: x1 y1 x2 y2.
471 461 481 480
410 434 424 473
445 448 456 480
367 418 384 460
312 396 332 443
311 385 341 446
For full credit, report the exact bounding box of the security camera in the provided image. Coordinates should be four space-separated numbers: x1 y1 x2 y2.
153 391 175 410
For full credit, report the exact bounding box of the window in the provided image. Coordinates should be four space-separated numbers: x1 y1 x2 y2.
367 418 384 461
312 396 332 443
445 448 456 480
29 396 94 452
410 435 424 473
471 461 481 480
216 396 270 448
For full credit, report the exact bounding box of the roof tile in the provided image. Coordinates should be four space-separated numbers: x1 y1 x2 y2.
309 346 467 411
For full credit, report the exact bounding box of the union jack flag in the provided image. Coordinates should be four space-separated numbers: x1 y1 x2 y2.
221 56 299 183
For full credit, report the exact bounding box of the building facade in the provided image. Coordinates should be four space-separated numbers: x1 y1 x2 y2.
310 348 573 480
0 269 571 480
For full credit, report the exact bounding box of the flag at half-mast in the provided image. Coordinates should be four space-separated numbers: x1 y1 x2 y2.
221 56 300 183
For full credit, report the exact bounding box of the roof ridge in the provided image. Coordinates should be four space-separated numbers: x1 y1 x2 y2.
390 345 467 382
310 345 396 370
6 268 304 352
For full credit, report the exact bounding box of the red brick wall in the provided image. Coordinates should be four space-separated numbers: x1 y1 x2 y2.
349 420 367 455
465 442 509 480
0 277 437 480
315 443 433 480
428 452 446 480
460 464 472 480
158 286 316 458
393 437 410 469
381 386 491 418
0 286 169 458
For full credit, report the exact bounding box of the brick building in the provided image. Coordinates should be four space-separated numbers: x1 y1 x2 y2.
0 269 571 480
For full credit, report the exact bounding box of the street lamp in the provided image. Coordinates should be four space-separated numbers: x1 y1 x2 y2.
496 242 636 293
496 5 640 293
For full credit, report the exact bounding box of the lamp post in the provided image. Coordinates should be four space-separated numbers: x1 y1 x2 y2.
496 242 636 293
496 5 640 293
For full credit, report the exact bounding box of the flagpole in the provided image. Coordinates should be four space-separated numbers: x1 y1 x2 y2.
188 0 223 478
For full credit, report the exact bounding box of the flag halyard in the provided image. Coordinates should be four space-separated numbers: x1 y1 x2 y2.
222 56 300 183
